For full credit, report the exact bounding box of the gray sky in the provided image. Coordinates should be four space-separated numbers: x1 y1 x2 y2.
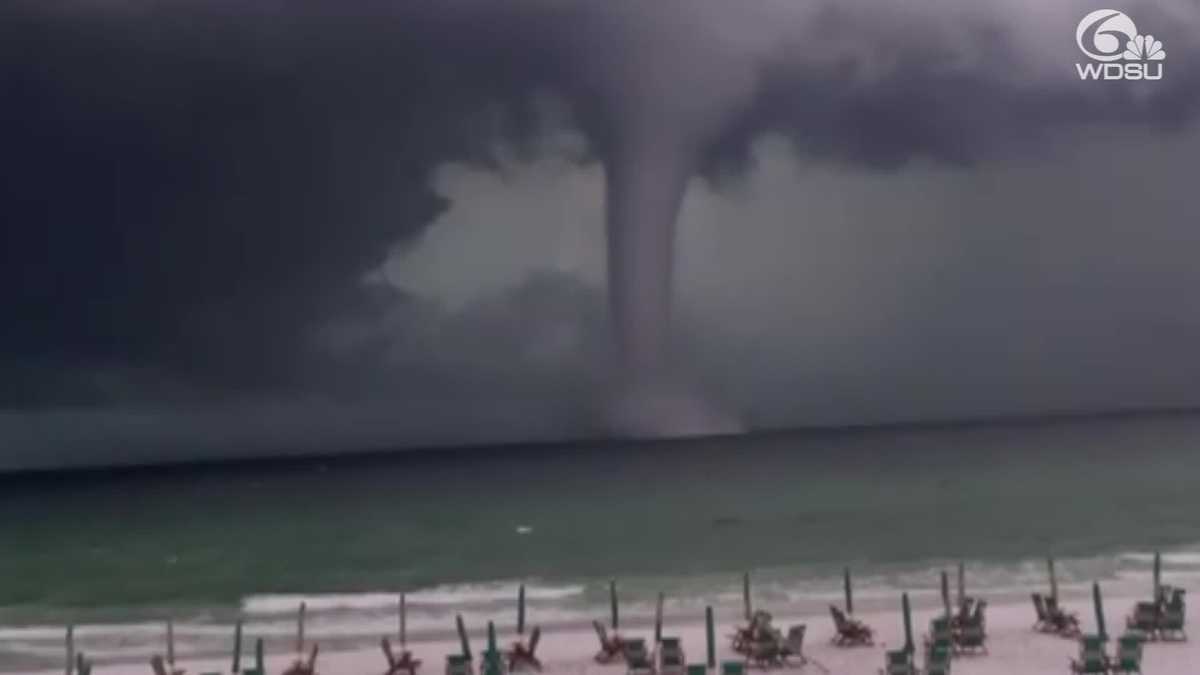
2 1 1199 469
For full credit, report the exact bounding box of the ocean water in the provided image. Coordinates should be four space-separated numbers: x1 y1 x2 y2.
3 414 1200 670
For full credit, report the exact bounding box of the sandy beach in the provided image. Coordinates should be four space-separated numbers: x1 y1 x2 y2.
29 587 1192 675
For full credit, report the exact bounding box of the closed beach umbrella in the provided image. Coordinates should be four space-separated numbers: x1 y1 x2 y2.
487 621 497 654
254 638 264 673
297 602 307 653
743 572 752 620
654 592 664 643
1153 552 1162 601
610 580 619 631
705 606 715 668
456 614 472 660
956 562 965 607
517 585 526 636
843 567 854 615
1048 558 1058 602
166 618 175 666
902 593 914 654
65 625 74 675
232 620 243 674
400 594 407 647
940 570 951 618
1092 582 1107 642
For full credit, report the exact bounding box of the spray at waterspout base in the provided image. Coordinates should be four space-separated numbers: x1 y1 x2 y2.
606 375 744 439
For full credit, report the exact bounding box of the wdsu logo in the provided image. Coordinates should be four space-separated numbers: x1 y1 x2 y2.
1075 9 1165 80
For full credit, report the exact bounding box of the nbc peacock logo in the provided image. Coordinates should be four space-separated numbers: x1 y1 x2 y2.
1075 9 1165 80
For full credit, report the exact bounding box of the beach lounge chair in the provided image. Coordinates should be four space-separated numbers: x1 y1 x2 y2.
384 638 424 675
282 644 320 675
657 637 686 675
151 655 186 675
745 631 783 669
1110 634 1143 674
954 600 988 655
829 606 873 646
1032 594 1055 633
1068 635 1108 674
1157 589 1186 641
924 645 951 675
1125 602 1159 639
925 617 953 653
879 649 914 675
507 627 543 672
625 638 654 675
720 661 745 675
686 665 706 675
594 621 625 663
779 625 807 667
447 653 474 675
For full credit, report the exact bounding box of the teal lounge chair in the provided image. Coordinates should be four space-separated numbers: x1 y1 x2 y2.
625 638 653 675
1068 636 1108 674
657 637 685 675
685 666 706 675
1125 602 1158 639
881 649 914 675
925 645 951 675
1157 589 1187 641
447 653 474 675
720 661 744 675
1110 634 1143 674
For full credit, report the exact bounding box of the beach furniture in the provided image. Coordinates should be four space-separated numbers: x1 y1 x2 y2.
594 620 625 663
1068 635 1108 674
1157 588 1186 641
150 654 186 675
1125 602 1159 639
281 644 319 675
879 649 914 675
730 610 773 655
1035 593 1081 637
384 638 424 675
828 606 873 646
625 638 654 675
507 626 542 672
657 637 685 675
1110 634 1143 674
447 654 474 675
924 645 951 675
686 665 707 675
745 631 783 669
925 617 952 653
954 600 988 655
720 661 745 675
779 625 807 667
1032 594 1054 633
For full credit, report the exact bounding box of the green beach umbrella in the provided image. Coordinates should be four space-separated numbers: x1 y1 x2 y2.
1153 551 1162 601
518 584 526 636
232 619 243 674
400 594 408 647
902 593 914 654
940 570 951 618
743 572 752 620
1092 582 1107 642
487 621 497 654
65 624 74 675
957 562 966 608
654 592 664 643
1048 558 1058 602
610 580 620 631
456 614 472 660
297 602 307 653
705 606 715 668
843 567 854 615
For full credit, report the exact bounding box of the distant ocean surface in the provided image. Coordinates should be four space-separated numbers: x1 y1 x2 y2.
3 414 1200 671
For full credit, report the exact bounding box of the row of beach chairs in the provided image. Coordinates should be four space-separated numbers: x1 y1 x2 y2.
1069 634 1143 675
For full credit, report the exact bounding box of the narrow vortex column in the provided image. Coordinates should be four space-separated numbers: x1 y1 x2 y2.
604 132 693 378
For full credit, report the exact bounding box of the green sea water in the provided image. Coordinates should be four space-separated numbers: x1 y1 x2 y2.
2 414 1199 669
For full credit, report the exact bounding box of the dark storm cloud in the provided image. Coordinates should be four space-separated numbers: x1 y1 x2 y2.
3 0 1200 466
